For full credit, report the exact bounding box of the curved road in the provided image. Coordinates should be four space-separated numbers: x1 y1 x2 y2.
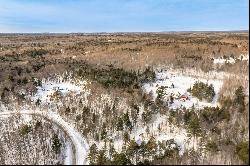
0 110 89 165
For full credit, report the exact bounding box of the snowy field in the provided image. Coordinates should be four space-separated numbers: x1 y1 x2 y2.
31 79 89 104
143 70 223 109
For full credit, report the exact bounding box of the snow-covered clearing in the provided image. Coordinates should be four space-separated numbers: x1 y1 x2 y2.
142 70 223 109
212 54 249 64
0 109 89 165
213 57 236 64
31 78 89 104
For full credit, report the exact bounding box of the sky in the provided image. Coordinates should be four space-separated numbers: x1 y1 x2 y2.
0 0 249 33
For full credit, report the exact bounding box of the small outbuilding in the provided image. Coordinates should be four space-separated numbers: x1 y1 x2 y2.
180 94 189 101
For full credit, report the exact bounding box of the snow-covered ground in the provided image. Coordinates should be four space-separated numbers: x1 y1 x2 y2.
0 108 89 165
82 70 225 159
142 71 223 109
129 113 198 155
2 68 247 164
89 112 199 159
213 54 249 65
12 76 91 164
213 57 236 64
87 98 200 159
31 79 89 104
238 54 249 61
64 141 74 165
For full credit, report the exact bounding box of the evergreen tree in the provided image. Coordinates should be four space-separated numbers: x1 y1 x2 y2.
51 134 62 154
170 94 174 104
126 139 139 164
88 144 98 165
139 140 147 159
137 159 150 165
190 81 215 102
96 150 110 165
116 117 124 131
234 86 245 112
109 140 116 159
35 98 41 106
187 114 202 139
156 86 167 99
101 127 107 140
123 112 132 131
111 152 131 165
236 141 249 165
146 136 157 157
123 131 130 145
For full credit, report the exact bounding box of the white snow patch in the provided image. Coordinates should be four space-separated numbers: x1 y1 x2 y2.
238 54 249 62
22 114 33 123
213 57 235 64
213 54 249 65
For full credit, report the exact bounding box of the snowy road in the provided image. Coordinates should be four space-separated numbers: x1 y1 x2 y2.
0 110 89 165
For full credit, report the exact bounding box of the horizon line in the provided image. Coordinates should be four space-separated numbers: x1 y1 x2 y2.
0 29 249 34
